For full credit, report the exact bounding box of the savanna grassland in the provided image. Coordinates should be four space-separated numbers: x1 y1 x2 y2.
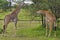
0 9 60 40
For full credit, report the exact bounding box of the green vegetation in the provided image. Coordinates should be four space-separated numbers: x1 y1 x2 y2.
0 9 41 20
0 0 60 40
0 20 60 40
0 9 60 40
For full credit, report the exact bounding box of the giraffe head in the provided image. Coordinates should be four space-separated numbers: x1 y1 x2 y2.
36 10 42 13
36 10 44 15
36 10 48 15
19 0 26 7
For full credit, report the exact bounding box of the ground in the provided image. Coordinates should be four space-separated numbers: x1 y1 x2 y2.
0 9 60 40
0 20 60 40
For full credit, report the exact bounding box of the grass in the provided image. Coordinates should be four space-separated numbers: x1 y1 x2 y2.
0 9 60 40
0 20 60 40
0 9 41 20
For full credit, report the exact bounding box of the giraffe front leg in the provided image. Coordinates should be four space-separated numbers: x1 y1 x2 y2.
13 18 17 36
48 22 52 37
54 22 57 37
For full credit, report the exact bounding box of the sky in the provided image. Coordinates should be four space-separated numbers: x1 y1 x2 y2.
7 0 33 6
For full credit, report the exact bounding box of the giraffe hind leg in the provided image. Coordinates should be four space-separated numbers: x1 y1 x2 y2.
2 16 10 34
54 26 57 31
54 22 57 37
2 25 5 33
54 22 57 31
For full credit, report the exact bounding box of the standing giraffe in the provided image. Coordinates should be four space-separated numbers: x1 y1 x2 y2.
2 0 25 35
36 10 57 37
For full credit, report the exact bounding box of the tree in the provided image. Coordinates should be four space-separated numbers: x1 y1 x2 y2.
48 0 60 18
0 0 9 12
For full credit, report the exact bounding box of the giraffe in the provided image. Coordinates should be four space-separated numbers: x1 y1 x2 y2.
2 0 25 35
36 10 57 37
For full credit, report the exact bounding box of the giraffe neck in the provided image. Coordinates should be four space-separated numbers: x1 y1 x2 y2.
11 3 23 16
15 1 24 14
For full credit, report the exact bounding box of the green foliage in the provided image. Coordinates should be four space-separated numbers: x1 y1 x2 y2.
0 0 8 11
31 0 60 18
22 0 49 20
32 0 49 10
0 21 60 40
48 0 60 18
